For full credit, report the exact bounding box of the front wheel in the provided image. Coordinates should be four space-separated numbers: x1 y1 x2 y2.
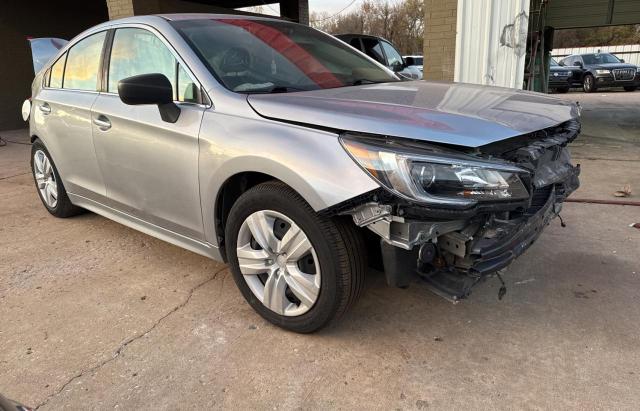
583 74 597 93
624 86 637 92
225 181 366 333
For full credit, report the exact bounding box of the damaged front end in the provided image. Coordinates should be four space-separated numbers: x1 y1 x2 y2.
340 119 581 302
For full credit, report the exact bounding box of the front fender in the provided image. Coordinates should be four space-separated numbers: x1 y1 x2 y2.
198 111 379 245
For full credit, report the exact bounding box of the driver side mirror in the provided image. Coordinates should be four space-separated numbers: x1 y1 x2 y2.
118 73 181 123
391 61 405 72
620 58 625 63
574 61 583 68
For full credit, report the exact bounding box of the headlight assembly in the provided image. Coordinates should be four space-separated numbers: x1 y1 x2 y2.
595 69 611 75
340 135 530 207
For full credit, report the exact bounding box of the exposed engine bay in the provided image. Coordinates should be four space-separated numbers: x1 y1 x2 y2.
342 119 581 302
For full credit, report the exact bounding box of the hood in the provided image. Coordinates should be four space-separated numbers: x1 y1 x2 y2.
247 81 579 148
591 63 637 70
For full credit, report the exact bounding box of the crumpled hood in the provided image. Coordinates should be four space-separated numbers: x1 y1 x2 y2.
247 81 580 148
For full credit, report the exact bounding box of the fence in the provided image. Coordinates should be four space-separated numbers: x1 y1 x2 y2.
551 44 640 66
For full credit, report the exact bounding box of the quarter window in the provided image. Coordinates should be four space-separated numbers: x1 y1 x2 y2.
48 53 67 88
108 28 176 95
63 32 106 91
177 64 199 103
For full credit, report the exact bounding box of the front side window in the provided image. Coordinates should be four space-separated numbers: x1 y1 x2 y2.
108 28 176 95
381 41 403 67
63 32 106 91
48 53 67 88
172 19 398 93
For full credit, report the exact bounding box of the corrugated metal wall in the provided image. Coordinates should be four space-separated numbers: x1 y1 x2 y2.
454 0 530 89
552 44 640 66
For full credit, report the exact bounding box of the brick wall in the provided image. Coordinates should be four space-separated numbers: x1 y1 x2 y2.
423 0 458 81
106 0 135 19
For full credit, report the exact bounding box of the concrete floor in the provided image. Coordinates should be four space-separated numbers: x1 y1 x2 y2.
1 92 639 410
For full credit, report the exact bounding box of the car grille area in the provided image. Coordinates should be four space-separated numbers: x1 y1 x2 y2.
613 68 635 81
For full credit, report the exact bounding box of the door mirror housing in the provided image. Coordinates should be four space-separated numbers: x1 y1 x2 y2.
118 73 180 123
619 58 625 63
574 61 583 68
391 61 405 73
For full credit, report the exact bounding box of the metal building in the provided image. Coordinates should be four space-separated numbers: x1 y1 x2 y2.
424 0 640 90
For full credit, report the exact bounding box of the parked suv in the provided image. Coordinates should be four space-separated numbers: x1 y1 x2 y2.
25 14 580 332
335 34 421 79
548 58 573 93
560 52 640 92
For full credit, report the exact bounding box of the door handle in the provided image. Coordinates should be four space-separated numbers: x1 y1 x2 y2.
93 115 111 130
39 103 51 114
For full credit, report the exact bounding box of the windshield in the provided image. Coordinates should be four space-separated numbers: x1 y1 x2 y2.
582 53 620 65
171 18 399 93
550 58 559 66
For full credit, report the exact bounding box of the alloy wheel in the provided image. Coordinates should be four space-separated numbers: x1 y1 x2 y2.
236 210 321 316
33 149 58 208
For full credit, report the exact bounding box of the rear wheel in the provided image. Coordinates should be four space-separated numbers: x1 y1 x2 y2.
583 74 597 93
31 139 83 218
225 181 366 333
624 86 637 92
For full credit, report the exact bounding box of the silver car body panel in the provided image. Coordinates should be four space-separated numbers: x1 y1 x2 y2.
248 81 580 147
27 14 580 265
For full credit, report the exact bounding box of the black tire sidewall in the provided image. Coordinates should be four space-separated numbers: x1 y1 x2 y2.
225 183 344 332
583 75 595 93
31 140 62 214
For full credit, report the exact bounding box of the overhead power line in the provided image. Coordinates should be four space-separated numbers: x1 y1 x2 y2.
310 0 360 23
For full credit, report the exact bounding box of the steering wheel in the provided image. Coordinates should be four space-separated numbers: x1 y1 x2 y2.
220 47 251 74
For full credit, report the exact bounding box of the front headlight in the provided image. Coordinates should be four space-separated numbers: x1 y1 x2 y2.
341 135 530 207
595 69 611 75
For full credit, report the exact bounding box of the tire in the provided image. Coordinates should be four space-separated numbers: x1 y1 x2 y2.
31 139 84 218
556 87 570 93
624 86 637 92
583 74 597 93
225 181 366 333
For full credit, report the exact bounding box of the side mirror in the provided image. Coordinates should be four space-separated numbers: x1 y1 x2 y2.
391 61 405 73
620 58 625 63
118 73 180 123
575 61 583 68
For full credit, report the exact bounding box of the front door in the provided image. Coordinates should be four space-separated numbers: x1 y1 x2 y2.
92 27 206 240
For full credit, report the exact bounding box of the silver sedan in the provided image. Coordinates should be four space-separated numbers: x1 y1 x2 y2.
24 14 580 332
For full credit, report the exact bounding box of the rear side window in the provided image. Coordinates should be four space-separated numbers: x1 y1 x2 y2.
48 53 67 88
63 31 106 91
361 38 385 64
108 28 176 95
349 38 362 50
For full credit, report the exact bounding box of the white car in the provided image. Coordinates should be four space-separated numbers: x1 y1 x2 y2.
403 55 423 76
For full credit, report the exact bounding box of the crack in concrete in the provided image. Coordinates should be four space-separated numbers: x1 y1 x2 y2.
34 265 228 410
0 172 30 181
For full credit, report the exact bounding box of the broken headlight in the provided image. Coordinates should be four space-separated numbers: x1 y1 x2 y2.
341 135 530 207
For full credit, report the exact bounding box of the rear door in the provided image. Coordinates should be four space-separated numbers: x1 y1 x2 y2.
33 31 108 200
91 26 206 240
